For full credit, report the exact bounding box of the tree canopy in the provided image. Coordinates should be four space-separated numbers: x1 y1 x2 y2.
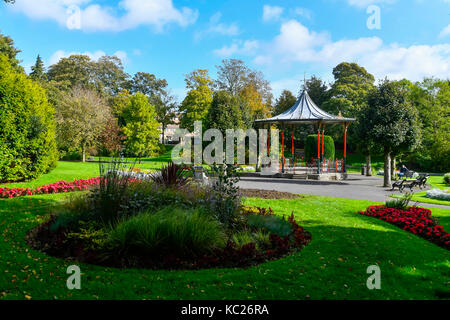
122 92 160 161
55 87 111 162
179 69 214 131
361 79 420 186
0 54 58 182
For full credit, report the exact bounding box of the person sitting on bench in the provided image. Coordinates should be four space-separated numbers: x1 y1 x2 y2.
398 164 409 178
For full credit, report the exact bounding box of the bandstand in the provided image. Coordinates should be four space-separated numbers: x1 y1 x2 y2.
255 89 355 180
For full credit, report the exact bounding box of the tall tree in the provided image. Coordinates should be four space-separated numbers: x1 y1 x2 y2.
215 59 249 96
179 69 214 131
362 80 420 186
323 62 376 171
207 90 245 133
406 78 450 172
129 72 168 97
122 93 160 162
0 32 23 72
305 76 329 107
55 87 111 162
216 59 273 106
47 54 128 94
94 55 129 95
153 91 177 144
323 62 375 116
47 55 95 90
272 90 297 115
29 54 46 81
239 83 270 123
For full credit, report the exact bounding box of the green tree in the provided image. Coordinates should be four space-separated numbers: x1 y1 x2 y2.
362 80 420 186
405 78 449 172
216 59 273 110
179 69 214 131
122 93 160 162
207 91 245 133
29 54 46 81
0 32 23 72
323 62 375 116
153 91 177 144
323 62 376 172
47 54 95 90
0 54 58 182
129 72 168 97
305 76 329 108
55 87 111 162
239 83 270 124
47 54 128 94
94 55 129 95
273 90 297 115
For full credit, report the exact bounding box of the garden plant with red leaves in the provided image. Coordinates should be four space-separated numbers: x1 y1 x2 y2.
359 205 450 250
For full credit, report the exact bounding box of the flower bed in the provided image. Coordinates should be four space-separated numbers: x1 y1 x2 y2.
426 188 450 201
0 177 101 199
359 205 449 250
28 206 312 269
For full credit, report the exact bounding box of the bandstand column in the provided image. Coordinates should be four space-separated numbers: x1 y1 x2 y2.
343 122 348 173
317 124 321 174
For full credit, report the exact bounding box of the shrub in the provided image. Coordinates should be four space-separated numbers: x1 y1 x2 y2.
66 220 109 251
209 164 241 228
246 214 293 237
304 134 335 162
151 162 189 188
231 230 270 251
385 193 413 210
0 55 58 182
106 206 227 258
444 173 450 185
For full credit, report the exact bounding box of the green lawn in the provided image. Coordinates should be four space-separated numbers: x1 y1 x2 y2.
91 145 175 163
0 161 164 189
0 192 448 300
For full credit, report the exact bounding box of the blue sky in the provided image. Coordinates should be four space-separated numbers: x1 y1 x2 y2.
0 0 449 100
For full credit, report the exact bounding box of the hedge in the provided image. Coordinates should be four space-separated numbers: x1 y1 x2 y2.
0 55 58 182
304 134 335 161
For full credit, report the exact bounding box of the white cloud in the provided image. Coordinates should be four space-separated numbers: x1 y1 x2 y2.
213 40 259 58
292 7 312 20
262 5 284 22
49 49 129 65
218 19 450 82
10 0 198 32
194 12 240 40
439 25 450 38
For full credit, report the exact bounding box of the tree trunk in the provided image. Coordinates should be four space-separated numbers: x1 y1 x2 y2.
162 124 166 145
82 144 86 163
384 149 391 187
391 156 396 179
365 154 372 176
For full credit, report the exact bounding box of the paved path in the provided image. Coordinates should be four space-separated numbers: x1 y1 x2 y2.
238 173 450 209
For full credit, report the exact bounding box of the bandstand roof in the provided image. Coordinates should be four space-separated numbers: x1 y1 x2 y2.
255 89 355 125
